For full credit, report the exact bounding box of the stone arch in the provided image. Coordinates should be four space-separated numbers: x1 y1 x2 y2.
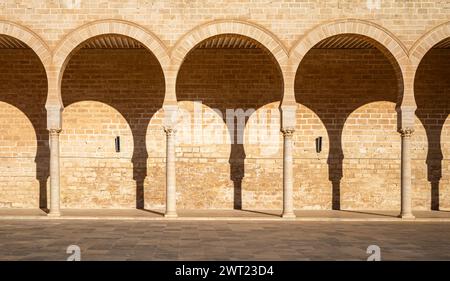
0 20 51 72
175 31 284 210
172 20 288 69
289 19 410 108
50 19 170 108
294 32 406 210
410 21 450 69
170 20 289 102
60 42 166 209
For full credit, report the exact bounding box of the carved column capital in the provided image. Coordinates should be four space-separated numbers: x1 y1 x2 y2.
281 128 295 138
49 128 61 135
399 128 414 138
163 126 176 136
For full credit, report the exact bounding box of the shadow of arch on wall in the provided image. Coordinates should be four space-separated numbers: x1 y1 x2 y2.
175 33 284 210
60 101 135 208
60 34 166 209
413 35 450 210
294 32 406 210
0 102 39 208
146 101 232 209
341 101 428 210
243 101 331 210
0 34 49 209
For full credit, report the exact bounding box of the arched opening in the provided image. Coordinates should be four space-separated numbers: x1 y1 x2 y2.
176 34 283 210
60 34 165 209
0 35 48 209
294 34 405 210
415 37 450 211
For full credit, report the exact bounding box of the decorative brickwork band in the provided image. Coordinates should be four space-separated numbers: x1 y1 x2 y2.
164 126 177 218
399 127 415 219
281 128 295 218
48 128 61 216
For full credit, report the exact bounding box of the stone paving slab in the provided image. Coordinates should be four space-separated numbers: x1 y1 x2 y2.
0 209 450 221
0 220 449 260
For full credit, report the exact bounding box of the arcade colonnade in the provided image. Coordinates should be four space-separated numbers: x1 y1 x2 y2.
0 19 449 218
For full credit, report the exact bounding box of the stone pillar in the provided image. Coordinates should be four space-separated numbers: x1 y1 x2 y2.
282 128 296 218
48 129 61 216
399 128 415 219
164 127 177 218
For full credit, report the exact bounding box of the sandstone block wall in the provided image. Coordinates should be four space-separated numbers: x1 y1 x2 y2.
0 0 448 210
1 1 448 51
0 42 448 210
61 48 165 209
0 50 48 208
415 49 450 210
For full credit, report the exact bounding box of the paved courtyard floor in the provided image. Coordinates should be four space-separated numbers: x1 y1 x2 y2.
0 220 449 260
1 209 450 221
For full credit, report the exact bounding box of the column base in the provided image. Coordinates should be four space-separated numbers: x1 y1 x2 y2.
47 211 61 217
164 212 178 218
399 213 415 220
282 212 296 219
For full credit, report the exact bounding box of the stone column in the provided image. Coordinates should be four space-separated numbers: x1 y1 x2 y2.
282 128 296 218
48 129 61 216
164 127 177 218
399 128 415 219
